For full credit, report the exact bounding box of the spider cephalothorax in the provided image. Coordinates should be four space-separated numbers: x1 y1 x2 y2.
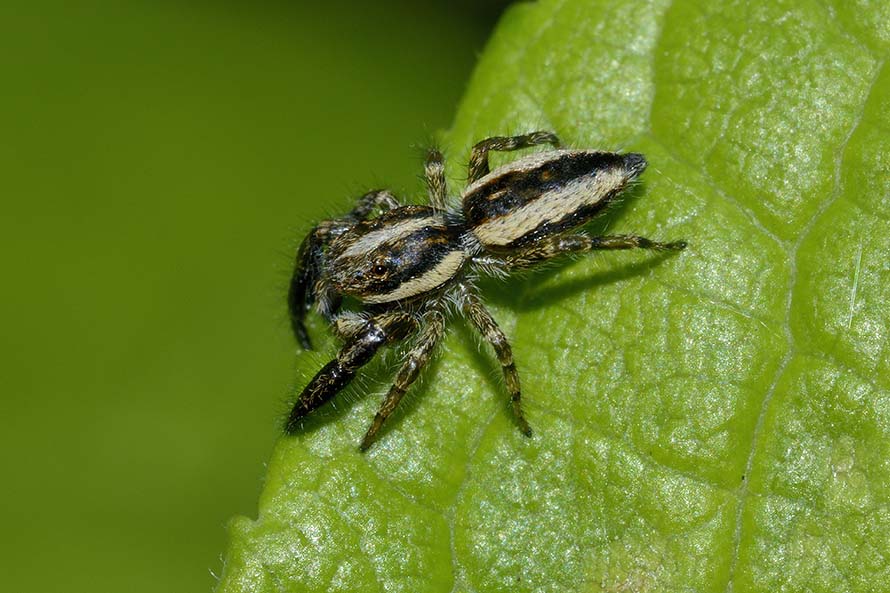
286 131 686 451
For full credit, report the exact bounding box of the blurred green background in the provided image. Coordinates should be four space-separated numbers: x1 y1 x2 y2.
0 2 506 591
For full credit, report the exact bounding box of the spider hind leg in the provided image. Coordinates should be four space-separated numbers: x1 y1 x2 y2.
500 233 687 269
458 284 532 437
467 130 561 183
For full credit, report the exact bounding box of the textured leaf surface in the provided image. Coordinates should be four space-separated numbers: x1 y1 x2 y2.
217 1 890 591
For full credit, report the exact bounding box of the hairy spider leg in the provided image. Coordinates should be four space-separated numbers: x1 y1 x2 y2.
500 233 687 269
285 312 417 433
467 130 561 183
331 311 369 341
458 283 532 437
288 189 401 349
360 309 446 451
424 149 448 210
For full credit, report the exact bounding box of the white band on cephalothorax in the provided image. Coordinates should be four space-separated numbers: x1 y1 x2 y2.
363 249 467 304
341 216 440 258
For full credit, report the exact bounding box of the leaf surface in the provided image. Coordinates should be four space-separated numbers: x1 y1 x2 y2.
217 1 890 591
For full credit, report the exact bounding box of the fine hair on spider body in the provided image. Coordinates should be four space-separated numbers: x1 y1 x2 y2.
286 131 687 451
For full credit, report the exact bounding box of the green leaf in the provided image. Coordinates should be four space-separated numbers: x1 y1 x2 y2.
216 1 890 591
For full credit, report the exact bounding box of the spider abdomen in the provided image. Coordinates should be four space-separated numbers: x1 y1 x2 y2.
462 150 646 249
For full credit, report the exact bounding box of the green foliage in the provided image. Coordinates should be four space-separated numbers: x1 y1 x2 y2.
217 1 890 591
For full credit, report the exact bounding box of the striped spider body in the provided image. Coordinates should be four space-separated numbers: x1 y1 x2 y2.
287 131 686 451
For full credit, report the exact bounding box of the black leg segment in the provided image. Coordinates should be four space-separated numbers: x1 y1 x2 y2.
288 227 331 350
285 312 416 433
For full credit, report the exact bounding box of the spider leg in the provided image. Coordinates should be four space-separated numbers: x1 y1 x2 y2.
360 310 446 451
499 233 687 269
424 149 448 210
458 283 532 438
288 223 343 349
285 311 417 433
288 189 401 349
347 188 400 219
331 311 369 341
467 130 561 183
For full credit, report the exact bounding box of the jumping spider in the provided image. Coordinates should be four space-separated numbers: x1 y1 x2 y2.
287 131 686 451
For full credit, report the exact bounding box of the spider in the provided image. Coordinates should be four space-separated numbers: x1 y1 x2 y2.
286 131 686 451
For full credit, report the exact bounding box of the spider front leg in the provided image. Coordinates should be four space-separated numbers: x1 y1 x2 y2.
467 130 561 183
288 189 401 349
360 310 446 451
424 149 448 210
331 311 369 341
347 188 400 219
458 283 533 438
501 233 687 269
285 311 417 434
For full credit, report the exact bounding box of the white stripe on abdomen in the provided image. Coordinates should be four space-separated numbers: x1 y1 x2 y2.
471 170 624 246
